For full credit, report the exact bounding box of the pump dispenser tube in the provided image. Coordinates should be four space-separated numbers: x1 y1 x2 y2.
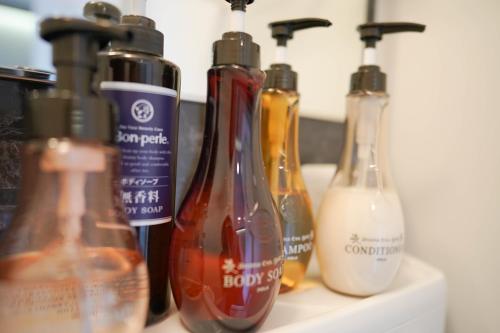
0 17 148 333
262 17 332 293
169 1 283 332
316 22 425 297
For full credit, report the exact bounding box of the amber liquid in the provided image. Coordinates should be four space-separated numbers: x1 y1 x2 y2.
0 247 148 333
98 50 180 325
261 90 314 293
170 66 283 333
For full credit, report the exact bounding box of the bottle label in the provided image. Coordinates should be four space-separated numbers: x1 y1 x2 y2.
283 231 314 260
221 256 283 293
101 81 177 227
344 233 404 261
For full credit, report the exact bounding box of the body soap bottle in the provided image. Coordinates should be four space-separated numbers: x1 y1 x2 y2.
86 0 181 325
170 1 283 332
0 18 148 332
316 22 425 296
261 18 332 293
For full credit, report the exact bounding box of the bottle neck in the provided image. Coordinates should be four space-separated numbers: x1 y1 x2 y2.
336 92 394 190
196 66 265 183
56 66 93 95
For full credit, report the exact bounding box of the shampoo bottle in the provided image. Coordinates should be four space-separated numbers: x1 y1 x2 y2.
316 22 426 296
170 1 283 332
261 18 332 293
86 0 181 325
0 18 148 332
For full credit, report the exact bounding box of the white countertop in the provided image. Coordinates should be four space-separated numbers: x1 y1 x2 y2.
145 254 446 333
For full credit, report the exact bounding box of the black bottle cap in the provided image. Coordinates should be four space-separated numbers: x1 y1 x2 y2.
84 1 164 56
214 0 259 68
350 21 425 93
213 32 260 68
113 15 163 56
264 64 297 91
350 65 386 93
28 18 131 142
265 18 332 91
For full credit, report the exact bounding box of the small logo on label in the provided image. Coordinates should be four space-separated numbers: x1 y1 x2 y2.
131 99 154 123
222 259 238 274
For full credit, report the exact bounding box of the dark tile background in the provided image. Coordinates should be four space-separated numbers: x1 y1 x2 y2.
175 100 345 210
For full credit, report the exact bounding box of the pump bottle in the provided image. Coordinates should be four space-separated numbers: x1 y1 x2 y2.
261 18 331 293
316 22 425 296
169 1 283 332
85 0 181 325
0 18 148 333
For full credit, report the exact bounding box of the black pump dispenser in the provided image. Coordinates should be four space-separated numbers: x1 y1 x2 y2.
28 18 130 142
85 0 163 56
270 18 332 47
350 22 426 93
265 18 332 90
213 0 259 68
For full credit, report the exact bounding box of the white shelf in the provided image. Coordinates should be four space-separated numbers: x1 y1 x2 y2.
145 255 446 333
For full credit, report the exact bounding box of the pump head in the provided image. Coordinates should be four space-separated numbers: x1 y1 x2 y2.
351 21 426 93
84 0 164 56
358 22 425 48
41 18 130 87
270 18 332 47
28 18 132 142
264 18 332 91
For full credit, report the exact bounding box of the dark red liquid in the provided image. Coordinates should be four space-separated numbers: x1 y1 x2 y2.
170 66 283 333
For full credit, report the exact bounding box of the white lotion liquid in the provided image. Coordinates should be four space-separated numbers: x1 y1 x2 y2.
316 186 404 296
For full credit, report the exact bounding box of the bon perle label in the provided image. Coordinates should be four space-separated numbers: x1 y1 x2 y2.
101 82 177 227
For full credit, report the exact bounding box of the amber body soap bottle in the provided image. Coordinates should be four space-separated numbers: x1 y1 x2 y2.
261 18 331 293
169 1 283 332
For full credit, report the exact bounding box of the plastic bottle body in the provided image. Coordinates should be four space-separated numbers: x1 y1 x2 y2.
0 139 149 333
170 65 283 333
261 89 314 293
316 92 404 296
98 50 180 325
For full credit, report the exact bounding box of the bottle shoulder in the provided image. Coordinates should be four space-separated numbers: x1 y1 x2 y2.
101 50 180 71
98 50 180 89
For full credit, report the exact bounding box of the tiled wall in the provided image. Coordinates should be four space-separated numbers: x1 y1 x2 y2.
175 101 345 209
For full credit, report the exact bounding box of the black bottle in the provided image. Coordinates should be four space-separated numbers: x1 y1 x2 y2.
86 1 181 326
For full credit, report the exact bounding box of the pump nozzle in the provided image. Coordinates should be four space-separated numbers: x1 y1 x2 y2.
357 22 425 66
28 18 132 142
358 22 426 47
264 18 332 90
41 18 131 89
270 18 332 47
269 18 331 64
